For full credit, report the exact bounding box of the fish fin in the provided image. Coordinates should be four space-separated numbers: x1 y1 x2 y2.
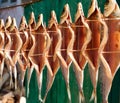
90 89 97 103
57 53 71 102
27 67 34 98
13 66 17 90
72 61 84 103
87 64 98 103
9 66 13 88
43 71 54 103
99 54 112 103
67 85 71 103
79 90 85 103
37 71 43 102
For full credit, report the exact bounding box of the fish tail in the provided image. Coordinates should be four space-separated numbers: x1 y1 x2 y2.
39 93 43 103
42 94 47 103
27 67 34 98
27 85 30 98
37 71 43 102
13 66 17 90
9 66 13 88
79 90 85 103
90 89 97 103
99 55 112 103
42 72 54 103
67 85 71 103
0 60 4 79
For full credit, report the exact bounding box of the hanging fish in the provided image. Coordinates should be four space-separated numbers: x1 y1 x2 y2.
8 18 22 89
0 19 5 80
85 0 108 102
99 0 120 103
4 16 14 88
42 10 62 103
71 2 91 103
18 16 29 95
25 12 36 98
58 4 75 102
28 14 52 102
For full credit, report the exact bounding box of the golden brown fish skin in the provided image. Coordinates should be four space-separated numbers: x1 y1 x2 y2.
86 20 100 71
85 0 107 102
86 10 101 103
59 23 73 103
29 14 49 74
30 25 47 74
72 19 87 70
28 14 52 102
25 12 36 98
42 11 62 103
72 3 90 71
4 17 14 88
58 4 74 102
9 27 22 66
9 18 23 89
70 3 91 103
60 22 73 66
18 16 29 96
103 18 120 75
23 26 34 97
4 16 13 67
18 16 29 72
47 26 60 74
101 1 120 103
99 1 120 103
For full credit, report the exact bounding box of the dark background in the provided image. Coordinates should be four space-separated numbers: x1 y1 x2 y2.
24 0 120 103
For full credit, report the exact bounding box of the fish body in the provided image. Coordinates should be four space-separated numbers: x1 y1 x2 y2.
28 14 51 101
85 0 108 102
100 1 120 102
58 4 74 102
42 11 62 103
71 3 91 103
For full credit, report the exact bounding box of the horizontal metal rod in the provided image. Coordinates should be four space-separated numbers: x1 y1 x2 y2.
0 0 41 11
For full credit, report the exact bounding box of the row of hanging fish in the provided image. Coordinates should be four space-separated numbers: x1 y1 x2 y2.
0 0 120 102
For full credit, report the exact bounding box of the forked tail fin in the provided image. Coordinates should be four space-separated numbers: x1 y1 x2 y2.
67 85 71 103
79 90 85 103
90 89 97 103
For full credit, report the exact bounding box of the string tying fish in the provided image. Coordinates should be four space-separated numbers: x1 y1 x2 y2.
71 25 85 27
0 1 120 103
1 48 120 53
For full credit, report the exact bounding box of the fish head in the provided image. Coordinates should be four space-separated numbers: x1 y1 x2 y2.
19 16 28 31
60 3 72 25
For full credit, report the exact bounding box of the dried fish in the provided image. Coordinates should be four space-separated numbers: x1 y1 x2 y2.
71 2 91 103
59 4 74 102
8 18 22 89
1 2 120 102
85 0 108 102
26 12 36 98
43 10 62 103
4 16 14 88
99 0 120 103
18 16 29 95
28 13 52 101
